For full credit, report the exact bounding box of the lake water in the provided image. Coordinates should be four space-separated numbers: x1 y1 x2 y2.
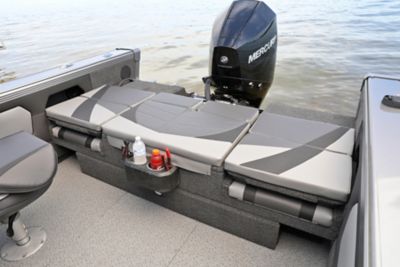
1 0 400 116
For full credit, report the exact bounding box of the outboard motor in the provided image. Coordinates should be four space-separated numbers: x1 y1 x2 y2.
206 0 277 108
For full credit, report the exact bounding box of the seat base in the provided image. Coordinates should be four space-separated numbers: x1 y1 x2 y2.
1 226 46 262
76 150 340 245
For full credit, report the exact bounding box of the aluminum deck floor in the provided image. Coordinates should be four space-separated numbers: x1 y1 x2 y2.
0 156 330 267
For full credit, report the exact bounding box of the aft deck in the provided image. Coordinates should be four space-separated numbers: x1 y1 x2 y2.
0 156 329 267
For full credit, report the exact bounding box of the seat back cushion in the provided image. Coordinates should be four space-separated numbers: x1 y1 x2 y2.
0 107 32 139
0 131 56 193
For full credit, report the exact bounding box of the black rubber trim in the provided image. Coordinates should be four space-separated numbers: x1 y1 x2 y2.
243 184 257 202
382 95 400 108
58 128 66 139
85 136 94 148
7 213 18 237
299 202 316 221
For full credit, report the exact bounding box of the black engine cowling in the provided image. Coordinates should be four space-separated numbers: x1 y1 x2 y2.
209 0 277 107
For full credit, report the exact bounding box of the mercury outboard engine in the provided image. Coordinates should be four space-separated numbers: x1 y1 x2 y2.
206 0 277 108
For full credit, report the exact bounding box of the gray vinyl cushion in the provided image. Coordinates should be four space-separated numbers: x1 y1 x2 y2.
225 129 352 202
149 92 202 108
82 84 155 107
46 96 129 132
0 107 32 139
199 101 259 124
103 94 259 166
122 79 186 95
0 131 57 194
250 112 355 155
46 86 155 133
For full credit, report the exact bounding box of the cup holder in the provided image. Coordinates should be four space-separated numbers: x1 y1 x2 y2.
146 163 165 172
124 158 180 193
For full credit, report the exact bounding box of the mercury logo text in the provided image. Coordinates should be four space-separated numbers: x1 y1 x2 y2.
248 35 277 64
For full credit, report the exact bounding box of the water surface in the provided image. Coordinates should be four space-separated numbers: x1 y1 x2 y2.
1 0 400 116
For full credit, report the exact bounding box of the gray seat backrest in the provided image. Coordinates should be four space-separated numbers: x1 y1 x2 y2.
0 107 32 139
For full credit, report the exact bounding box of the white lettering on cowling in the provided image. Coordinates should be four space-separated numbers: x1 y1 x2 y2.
248 35 277 64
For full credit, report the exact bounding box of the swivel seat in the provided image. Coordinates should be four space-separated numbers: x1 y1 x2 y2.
0 131 57 261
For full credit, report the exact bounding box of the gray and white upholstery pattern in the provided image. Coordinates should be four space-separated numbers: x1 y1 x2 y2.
46 97 129 132
82 84 155 107
0 132 56 194
103 94 259 168
46 85 155 133
225 112 354 202
225 133 352 202
250 113 355 155
0 107 32 139
121 79 186 95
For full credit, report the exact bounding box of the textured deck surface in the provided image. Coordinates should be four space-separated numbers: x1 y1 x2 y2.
0 156 330 267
